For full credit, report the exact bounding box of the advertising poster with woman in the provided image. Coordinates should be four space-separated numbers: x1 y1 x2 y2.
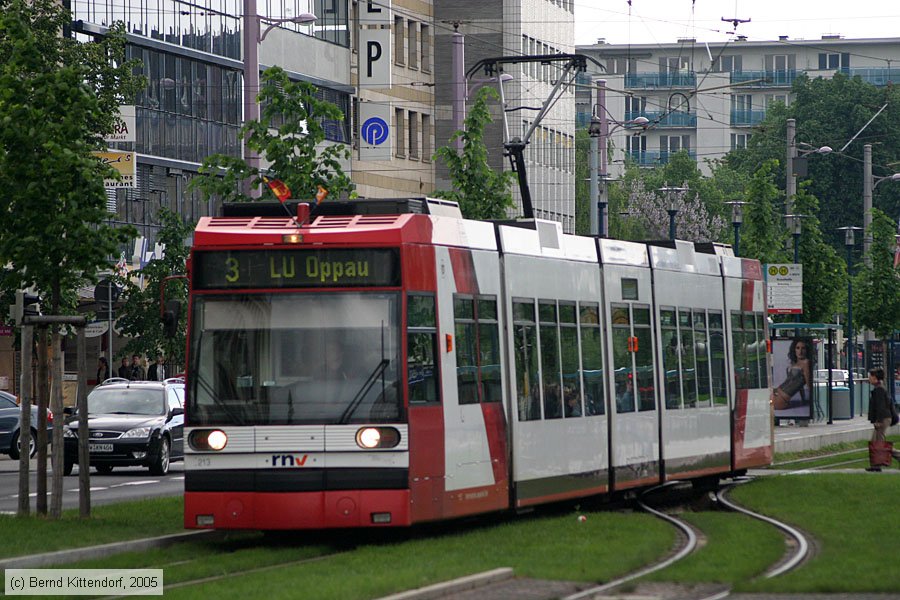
771 337 816 420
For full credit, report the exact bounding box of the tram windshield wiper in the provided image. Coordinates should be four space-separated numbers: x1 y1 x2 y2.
338 359 390 424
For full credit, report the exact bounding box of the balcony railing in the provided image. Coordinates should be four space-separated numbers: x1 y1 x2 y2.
730 109 767 126
626 150 696 167
625 72 696 88
626 110 697 128
730 70 798 87
847 67 900 86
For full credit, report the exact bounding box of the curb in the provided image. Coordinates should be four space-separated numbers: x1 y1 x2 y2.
0 530 218 570
375 568 515 600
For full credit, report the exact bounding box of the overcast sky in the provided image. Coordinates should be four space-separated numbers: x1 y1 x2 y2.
575 0 900 46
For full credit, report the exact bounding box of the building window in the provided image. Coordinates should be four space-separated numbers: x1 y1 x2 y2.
818 52 849 70
420 24 431 72
394 16 404 65
717 55 742 73
421 114 432 162
730 133 750 150
394 108 405 158
765 94 788 108
660 135 690 155
407 20 418 69
408 111 419 159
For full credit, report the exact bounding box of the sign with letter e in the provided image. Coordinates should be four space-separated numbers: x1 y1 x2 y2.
93 150 137 188
359 0 391 25
359 103 392 161
359 28 391 87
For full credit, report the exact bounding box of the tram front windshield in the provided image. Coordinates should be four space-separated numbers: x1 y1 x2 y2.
188 292 401 425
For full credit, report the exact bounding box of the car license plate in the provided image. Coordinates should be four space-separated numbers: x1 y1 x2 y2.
89 443 114 453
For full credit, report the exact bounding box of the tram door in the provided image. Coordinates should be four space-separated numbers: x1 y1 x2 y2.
604 269 661 489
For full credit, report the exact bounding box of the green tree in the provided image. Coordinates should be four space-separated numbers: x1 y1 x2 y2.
434 87 515 220
727 73 900 248
0 0 141 314
574 129 590 235
114 209 192 370
793 184 846 323
740 161 789 265
853 208 900 339
190 66 352 204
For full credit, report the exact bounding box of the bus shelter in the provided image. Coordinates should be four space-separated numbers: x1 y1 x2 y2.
769 323 854 425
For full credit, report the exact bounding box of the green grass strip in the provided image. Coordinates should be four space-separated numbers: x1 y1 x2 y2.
732 474 900 593
0 497 184 559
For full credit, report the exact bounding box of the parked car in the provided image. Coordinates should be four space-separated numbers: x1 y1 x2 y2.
63 377 184 475
0 390 53 460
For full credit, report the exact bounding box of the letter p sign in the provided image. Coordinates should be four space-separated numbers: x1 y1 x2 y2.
367 41 382 78
359 29 391 86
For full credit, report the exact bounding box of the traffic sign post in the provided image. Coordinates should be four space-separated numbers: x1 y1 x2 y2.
94 278 121 361
765 263 803 314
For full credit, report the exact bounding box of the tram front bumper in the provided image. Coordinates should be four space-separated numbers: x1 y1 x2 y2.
184 489 411 529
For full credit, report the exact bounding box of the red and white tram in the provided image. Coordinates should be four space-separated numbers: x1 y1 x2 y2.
182 199 772 530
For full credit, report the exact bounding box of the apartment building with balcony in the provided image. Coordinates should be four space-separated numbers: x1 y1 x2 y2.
576 35 900 177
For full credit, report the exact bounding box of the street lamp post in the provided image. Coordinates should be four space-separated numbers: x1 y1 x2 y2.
837 225 862 413
659 186 687 241
243 4 317 194
589 80 649 237
725 200 748 256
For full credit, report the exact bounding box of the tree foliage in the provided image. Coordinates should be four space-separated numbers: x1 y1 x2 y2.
189 66 352 204
793 184 846 323
853 208 900 339
434 87 516 220
727 73 900 248
0 0 141 314
740 161 789 265
114 209 191 369
619 178 724 241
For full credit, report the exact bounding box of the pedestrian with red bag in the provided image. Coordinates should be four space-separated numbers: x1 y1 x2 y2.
866 367 900 471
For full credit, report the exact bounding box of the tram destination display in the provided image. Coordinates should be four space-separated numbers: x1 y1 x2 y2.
194 248 400 289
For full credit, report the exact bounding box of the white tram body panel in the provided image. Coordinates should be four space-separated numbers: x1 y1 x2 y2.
721 254 773 468
431 218 507 494
649 242 731 480
598 239 660 489
497 221 609 505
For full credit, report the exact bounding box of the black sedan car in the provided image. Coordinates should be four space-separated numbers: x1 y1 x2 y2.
0 390 53 460
63 378 184 475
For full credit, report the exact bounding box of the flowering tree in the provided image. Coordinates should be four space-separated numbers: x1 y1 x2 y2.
620 179 724 241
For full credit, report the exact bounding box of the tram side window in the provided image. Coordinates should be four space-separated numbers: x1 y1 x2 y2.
513 299 541 421
611 305 634 413
730 311 748 390
694 310 712 408
744 313 760 388
660 308 681 409
477 298 501 403
755 313 769 388
408 293 438 403
633 307 655 411
560 303 583 418
580 303 605 416
709 311 727 405
539 300 562 419
453 296 479 405
453 294 501 405
679 309 697 408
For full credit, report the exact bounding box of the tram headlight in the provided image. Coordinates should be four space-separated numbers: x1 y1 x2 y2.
189 429 228 451
355 427 400 449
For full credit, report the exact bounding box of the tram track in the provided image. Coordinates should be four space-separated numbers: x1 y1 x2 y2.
562 477 812 600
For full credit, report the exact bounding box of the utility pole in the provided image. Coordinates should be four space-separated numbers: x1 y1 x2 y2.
451 28 465 152
785 118 796 215
863 144 873 261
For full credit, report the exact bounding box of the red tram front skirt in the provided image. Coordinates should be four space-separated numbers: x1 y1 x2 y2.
185 490 411 530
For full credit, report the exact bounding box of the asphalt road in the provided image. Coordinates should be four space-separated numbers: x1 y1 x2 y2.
0 454 183 513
